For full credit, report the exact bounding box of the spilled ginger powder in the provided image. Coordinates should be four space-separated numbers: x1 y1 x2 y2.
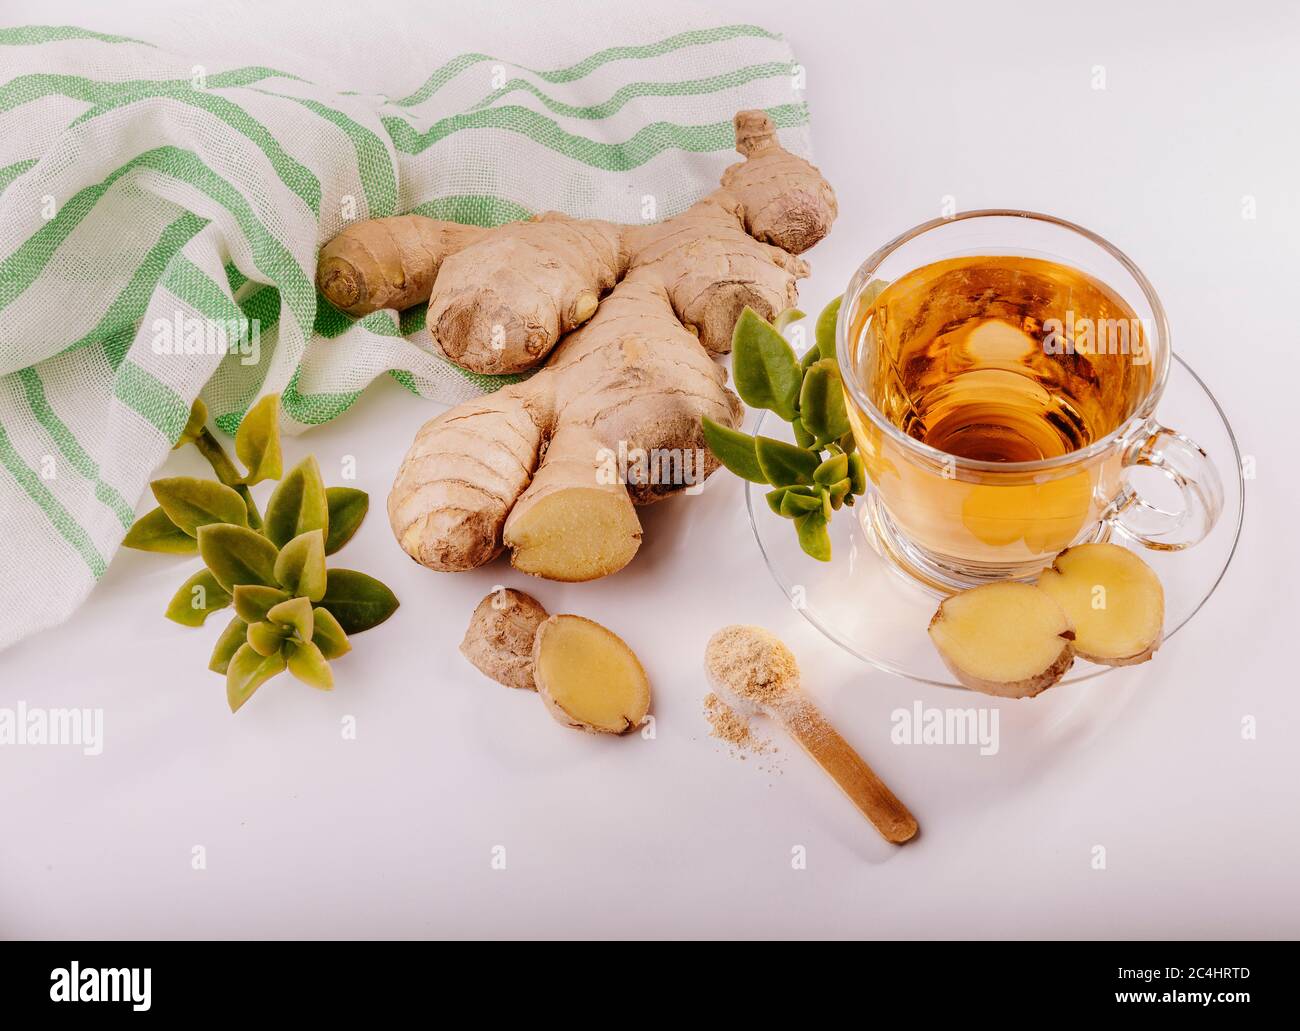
704 692 771 754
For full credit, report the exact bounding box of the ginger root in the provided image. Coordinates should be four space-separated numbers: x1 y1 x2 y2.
1036 543 1164 666
460 589 651 734
459 587 548 690
342 111 836 582
928 582 1076 698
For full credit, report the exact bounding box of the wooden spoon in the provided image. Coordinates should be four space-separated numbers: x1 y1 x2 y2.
705 625 918 845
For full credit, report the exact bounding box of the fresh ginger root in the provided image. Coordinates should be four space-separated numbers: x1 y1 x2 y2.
1037 543 1164 666
460 589 651 734
533 615 651 734
459 587 548 691
336 111 836 581
928 582 1076 698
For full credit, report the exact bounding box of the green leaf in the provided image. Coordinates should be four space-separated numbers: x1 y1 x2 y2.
232 584 291 624
191 428 263 529
755 436 820 487
226 643 285 713
274 529 327 601
311 607 352 660
731 307 802 420
121 506 197 554
814 453 849 486
151 476 248 536
319 569 400 635
794 509 832 562
815 295 842 360
267 596 314 640
799 359 851 445
197 523 280 592
800 345 822 372
848 452 867 495
164 568 232 627
247 620 288 657
234 393 283 485
263 455 328 549
174 398 208 450
324 487 368 555
791 417 815 448
827 478 851 510
700 417 767 484
779 488 823 517
193 427 241 487
209 616 248 674
765 486 791 517
284 639 334 691
773 307 806 332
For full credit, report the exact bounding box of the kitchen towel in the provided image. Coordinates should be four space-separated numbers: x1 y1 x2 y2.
0 6 812 651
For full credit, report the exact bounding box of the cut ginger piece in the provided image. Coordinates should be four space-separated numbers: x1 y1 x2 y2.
928 582 1075 698
504 487 642 582
532 615 651 734
460 588 548 691
1036 543 1164 666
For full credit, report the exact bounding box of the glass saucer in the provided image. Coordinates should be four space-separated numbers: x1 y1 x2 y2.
746 354 1245 689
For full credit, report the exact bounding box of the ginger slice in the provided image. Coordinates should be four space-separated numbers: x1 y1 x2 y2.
928 582 1075 697
532 615 651 734
459 588 549 691
1036 543 1164 666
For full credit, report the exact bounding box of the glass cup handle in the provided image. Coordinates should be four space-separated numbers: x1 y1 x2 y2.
1103 420 1224 551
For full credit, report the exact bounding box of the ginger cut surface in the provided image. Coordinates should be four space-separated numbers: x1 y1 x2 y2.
928 582 1076 698
532 615 651 734
1036 543 1164 666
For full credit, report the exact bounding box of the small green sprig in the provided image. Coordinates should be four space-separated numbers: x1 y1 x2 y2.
123 394 399 712
701 298 865 562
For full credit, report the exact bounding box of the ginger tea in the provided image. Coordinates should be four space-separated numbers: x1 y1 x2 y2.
844 255 1154 580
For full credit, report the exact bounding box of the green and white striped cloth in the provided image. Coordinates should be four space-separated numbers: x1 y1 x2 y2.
0 19 812 651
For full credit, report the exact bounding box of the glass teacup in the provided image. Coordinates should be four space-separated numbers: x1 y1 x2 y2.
837 210 1223 592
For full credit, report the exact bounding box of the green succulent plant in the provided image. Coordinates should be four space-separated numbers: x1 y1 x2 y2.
124 394 398 712
701 297 867 562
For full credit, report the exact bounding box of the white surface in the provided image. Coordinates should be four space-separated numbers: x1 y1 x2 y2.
1 0 1297 940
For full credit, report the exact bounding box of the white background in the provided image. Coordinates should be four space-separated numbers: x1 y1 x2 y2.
1 0 1297 939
